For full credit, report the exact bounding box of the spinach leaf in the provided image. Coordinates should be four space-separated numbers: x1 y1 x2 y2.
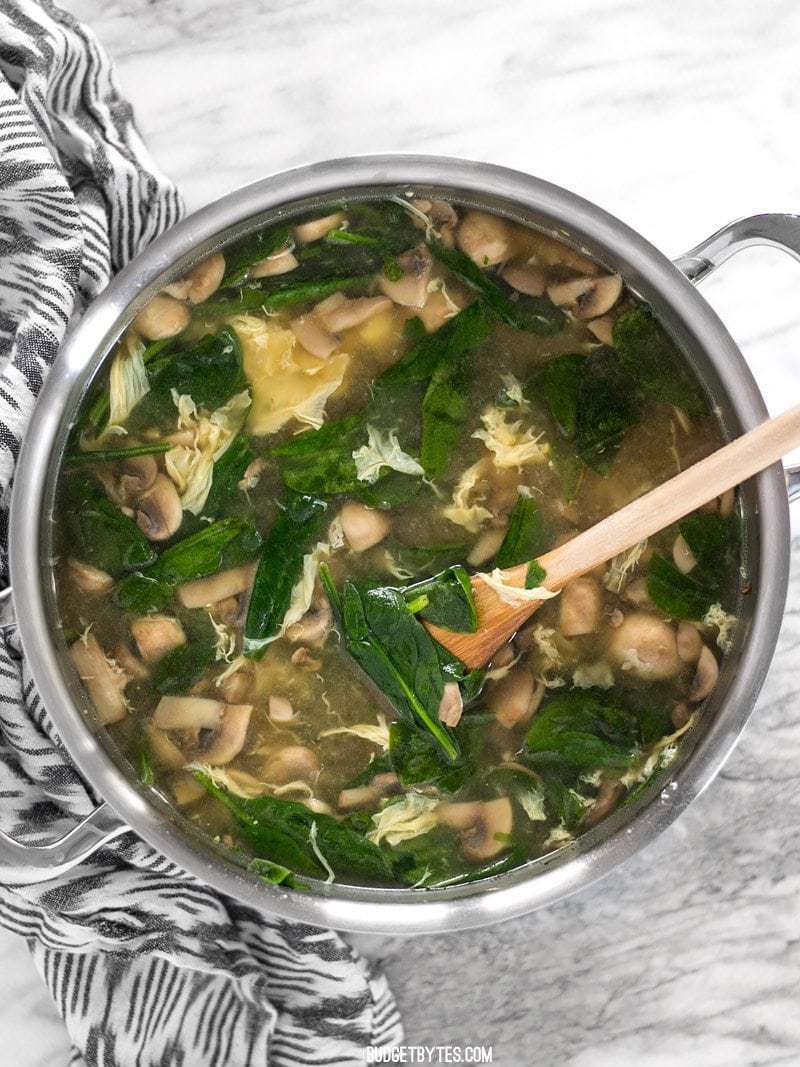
65 441 171 466
356 470 424 510
247 857 309 891
524 689 640 777
574 349 640 473
116 517 261 613
646 512 737 619
321 568 459 761
613 306 707 415
420 352 471 478
385 541 469 578
388 721 469 793
496 493 553 568
221 225 292 287
130 327 247 428
404 565 477 633
81 337 177 437
529 353 585 438
203 433 254 519
152 640 216 694
244 494 328 657
540 774 587 830
526 560 547 589
429 241 565 335
380 302 492 386
198 275 374 317
646 555 714 620
197 774 394 884
393 828 524 887
67 477 157 578
272 414 365 496
435 644 486 704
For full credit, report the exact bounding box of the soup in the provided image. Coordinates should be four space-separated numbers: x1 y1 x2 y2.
56 195 742 890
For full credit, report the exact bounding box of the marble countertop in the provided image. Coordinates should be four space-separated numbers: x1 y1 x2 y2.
6 0 800 1063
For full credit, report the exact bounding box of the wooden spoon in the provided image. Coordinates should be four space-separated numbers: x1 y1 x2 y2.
427 402 800 669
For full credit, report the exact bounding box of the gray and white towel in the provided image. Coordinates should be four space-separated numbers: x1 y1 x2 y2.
0 2 402 1063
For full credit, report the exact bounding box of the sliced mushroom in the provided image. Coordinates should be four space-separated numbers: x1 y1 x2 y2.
145 723 185 769
676 622 703 664
378 246 433 308
135 474 183 541
268 695 295 723
559 577 602 637
338 772 401 812
316 295 392 333
486 666 544 729
437 682 463 728
183 253 226 304
439 797 513 861
582 779 625 829
290 315 339 359
623 577 654 609
294 211 346 244
587 315 615 345
457 210 512 267
134 294 190 341
171 774 206 807
66 558 114 596
177 563 256 610
339 501 391 553
117 454 159 500
285 595 333 645
200 704 253 765
489 642 516 672
250 247 299 278
214 596 241 627
418 288 463 333
70 633 129 725
672 534 697 575
546 274 623 320
411 198 459 239
130 615 186 663
500 263 546 297
218 666 253 704
153 695 223 731
607 612 681 680
689 644 718 702
113 642 150 682
291 646 323 671
467 526 506 567
262 745 320 785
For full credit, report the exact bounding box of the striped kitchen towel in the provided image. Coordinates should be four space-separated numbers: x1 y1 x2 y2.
0 2 402 1064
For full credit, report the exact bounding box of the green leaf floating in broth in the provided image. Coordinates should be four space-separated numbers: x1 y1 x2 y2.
613 305 708 416
495 493 553 569
243 493 328 658
247 857 309 891
524 688 641 778
380 302 493 386
151 613 219 693
220 225 292 288
65 441 171 466
128 327 247 428
420 351 472 479
428 241 566 335
646 512 738 620
116 517 262 613
202 432 254 520
197 275 375 318
196 773 395 884
393 827 525 888
67 477 157 578
403 565 477 633
80 336 177 438
530 353 585 439
320 567 460 762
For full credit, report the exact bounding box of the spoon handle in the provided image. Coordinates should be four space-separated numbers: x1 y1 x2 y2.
429 401 800 667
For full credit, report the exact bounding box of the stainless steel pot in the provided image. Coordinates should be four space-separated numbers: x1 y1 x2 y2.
3 155 798 934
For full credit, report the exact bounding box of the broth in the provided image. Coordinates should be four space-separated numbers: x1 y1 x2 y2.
55 196 742 890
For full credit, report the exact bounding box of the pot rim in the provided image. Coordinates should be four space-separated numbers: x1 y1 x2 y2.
8 154 790 934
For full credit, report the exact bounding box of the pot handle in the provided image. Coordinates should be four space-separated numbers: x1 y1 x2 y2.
0 585 131 883
675 213 800 501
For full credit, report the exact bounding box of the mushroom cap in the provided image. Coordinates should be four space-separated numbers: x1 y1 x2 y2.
201 703 253 765
339 501 391 553
152 696 223 731
177 563 256 610
70 633 129 725
134 294 190 341
689 644 719 702
500 263 546 297
440 798 514 862
676 622 703 664
294 211 345 244
486 666 543 729
437 682 464 728
118 453 158 499
559 576 602 637
547 274 622 319
262 745 320 785
457 210 512 267
377 246 433 308
67 558 114 595
672 534 698 575
130 614 186 663
135 474 183 541
607 612 681 680
183 253 226 304
317 295 392 333
290 314 339 359
251 247 299 278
